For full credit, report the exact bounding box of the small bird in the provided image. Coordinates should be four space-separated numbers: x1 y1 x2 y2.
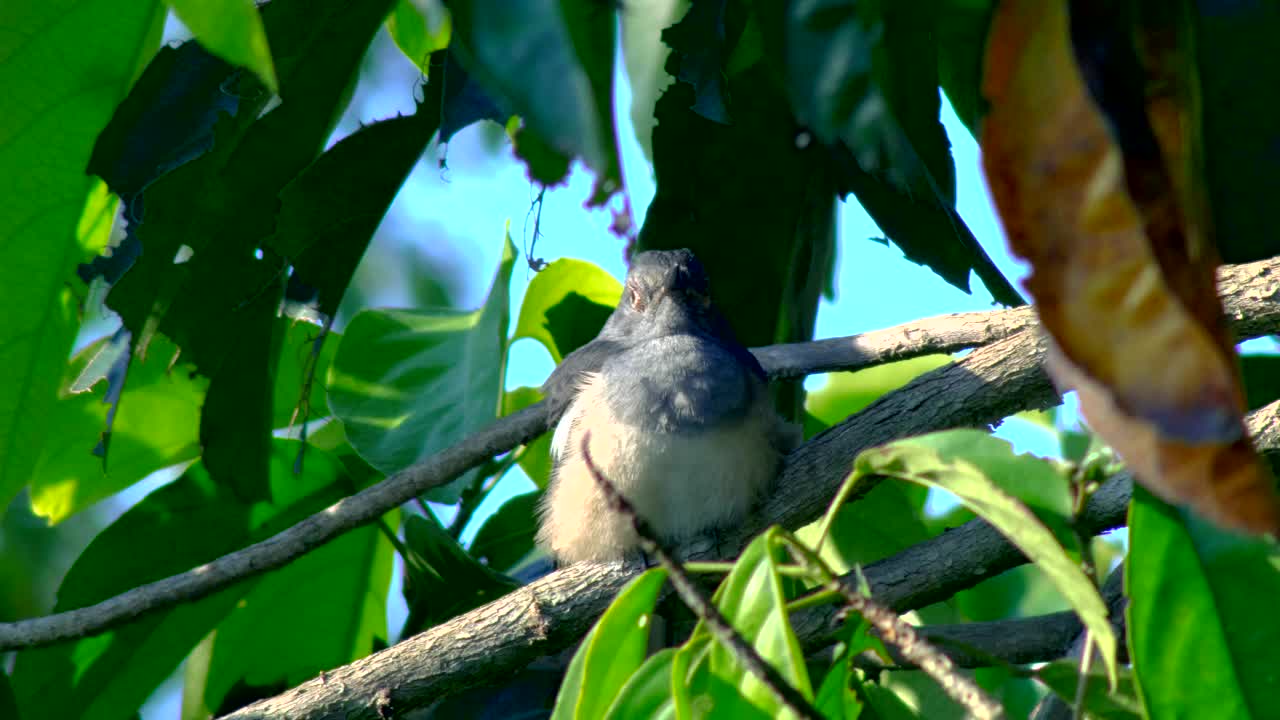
536 249 798 564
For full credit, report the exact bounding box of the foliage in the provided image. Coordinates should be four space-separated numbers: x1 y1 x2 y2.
2 0 1279 718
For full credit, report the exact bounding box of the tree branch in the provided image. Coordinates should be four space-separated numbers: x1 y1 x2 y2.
1 259 1275 712
220 256 1280 720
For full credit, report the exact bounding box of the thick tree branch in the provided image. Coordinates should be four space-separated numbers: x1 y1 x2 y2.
222 257 1280 720
1 258 1275 712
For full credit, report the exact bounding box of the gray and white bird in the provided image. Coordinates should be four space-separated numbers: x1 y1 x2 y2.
536 249 798 564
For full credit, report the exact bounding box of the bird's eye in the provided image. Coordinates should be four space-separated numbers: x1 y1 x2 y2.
628 282 647 312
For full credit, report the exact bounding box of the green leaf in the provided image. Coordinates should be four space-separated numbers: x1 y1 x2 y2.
501 386 554 489
513 258 621 363
447 0 623 202
814 642 864 720
272 321 340 428
603 647 679 720
1241 354 1280 411
0 670 18 720
385 0 451 74
470 490 541 571
1036 660 1142 720
1128 485 1280 719
935 0 995 136
164 0 279 92
803 356 951 436
619 0 688 160
11 441 349 720
29 333 206 524
199 513 394 714
679 530 813 717
0 0 164 514
1193 3 1280 263
859 430 1118 686
553 568 669 720
199 273 284 502
400 512 518 634
265 98 444 317
328 233 515 502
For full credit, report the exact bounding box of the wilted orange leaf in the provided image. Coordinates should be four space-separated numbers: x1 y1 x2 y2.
979 0 1279 534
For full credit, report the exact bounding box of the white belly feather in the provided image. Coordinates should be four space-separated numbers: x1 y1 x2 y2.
537 372 779 563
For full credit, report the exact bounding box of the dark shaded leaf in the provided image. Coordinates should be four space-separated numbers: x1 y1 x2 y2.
87 41 240 199
1037 660 1141 719
447 0 623 202
638 59 837 418
470 490 542 571
1241 354 1280 411
935 0 995 136
1193 0 1280 264
401 512 518 634
198 513 394 714
265 91 444 316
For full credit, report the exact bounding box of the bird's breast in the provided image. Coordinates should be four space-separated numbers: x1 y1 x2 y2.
538 371 780 563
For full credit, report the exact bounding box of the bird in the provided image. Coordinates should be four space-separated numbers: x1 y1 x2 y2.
535 249 799 564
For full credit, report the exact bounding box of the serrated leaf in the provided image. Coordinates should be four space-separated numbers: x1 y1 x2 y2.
327 234 515 502
1128 485 1280 719
0 0 164 516
860 430 1118 686
553 568 668 720
11 441 348 720
165 0 278 92
513 258 621 363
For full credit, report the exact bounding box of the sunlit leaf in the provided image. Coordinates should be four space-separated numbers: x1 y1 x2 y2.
552 568 668 720
1128 485 1280 719
165 0 278 92
328 234 515 502
0 0 164 513
859 430 1117 686
677 530 812 717
385 0 451 74
513 258 621 364
602 647 678 720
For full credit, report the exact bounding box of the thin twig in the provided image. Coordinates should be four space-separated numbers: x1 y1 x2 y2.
578 431 825 720
780 533 1005 720
1 259 1275 657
